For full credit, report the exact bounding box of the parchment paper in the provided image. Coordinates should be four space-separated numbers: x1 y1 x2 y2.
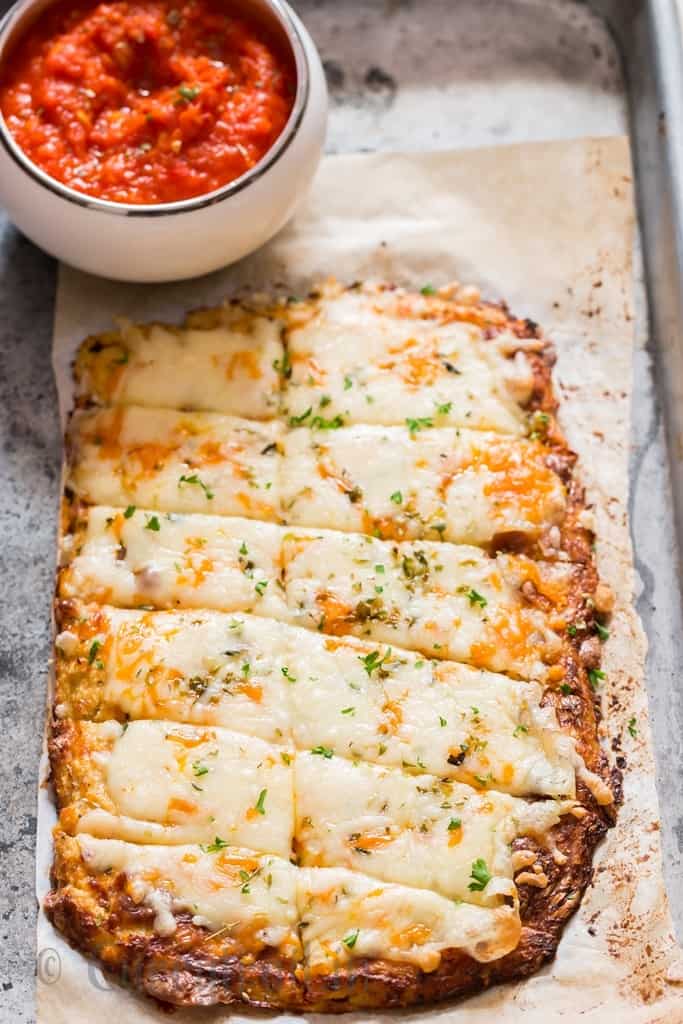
38 136 683 1022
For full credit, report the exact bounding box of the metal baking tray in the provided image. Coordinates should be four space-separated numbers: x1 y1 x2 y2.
1 0 681 1020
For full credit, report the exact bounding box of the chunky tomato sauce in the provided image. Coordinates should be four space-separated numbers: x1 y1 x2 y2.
0 0 296 204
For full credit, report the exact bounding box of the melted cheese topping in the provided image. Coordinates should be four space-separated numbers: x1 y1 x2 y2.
75 308 284 418
69 408 563 548
69 407 283 519
76 834 300 946
285 630 574 797
295 753 567 903
282 425 564 544
71 720 295 856
284 289 530 433
91 608 292 742
74 834 518 967
298 866 521 969
60 507 287 617
282 531 568 680
61 513 570 680
56 605 574 797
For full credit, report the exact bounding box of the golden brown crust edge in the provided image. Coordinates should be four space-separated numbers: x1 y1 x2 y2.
303 794 610 1011
45 795 610 1011
46 832 306 1011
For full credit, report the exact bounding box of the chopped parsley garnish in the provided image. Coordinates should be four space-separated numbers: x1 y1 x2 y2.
311 745 334 758
281 666 297 682
177 84 200 101
281 751 292 765
439 715 447 727
273 351 292 379
435 401 452 415
239 867 258 893
123 505 136 519
202 836 229 853
627 716 637 738
179 473 214 499
254 579 268 596
560 683 573 695
375 564 385 574
289 407 312 427
319 394 331 407
567 624 578 637
254 788 267 815
465 588 487 608
402 551 429 580
310 413 344 430
468 858 491 891
447 817 462 831
145 514 161 531
192 762 209 777
406 416 433 435
588 668 606 689
420 284 436 296
513 724 529 738
88 639 101 664
359 649 391 676
343 375 353 391
528 410 550 439
239 541 249 556
342 929 359 948
595 621 610 642
341 706 355 715
390 490 403 505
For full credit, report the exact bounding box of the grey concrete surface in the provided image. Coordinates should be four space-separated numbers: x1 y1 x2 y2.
0 225 58 1019
0 1 680 1021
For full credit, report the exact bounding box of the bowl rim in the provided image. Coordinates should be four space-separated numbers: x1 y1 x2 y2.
0 0 310 217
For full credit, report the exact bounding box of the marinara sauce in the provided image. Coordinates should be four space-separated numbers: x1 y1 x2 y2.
0 0 296 204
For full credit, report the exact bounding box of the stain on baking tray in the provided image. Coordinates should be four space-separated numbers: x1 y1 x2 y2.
323 59 345 94
364 65 397 98
322 60 397 108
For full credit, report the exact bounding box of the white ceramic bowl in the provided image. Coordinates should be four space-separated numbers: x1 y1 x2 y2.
0 0 327 282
